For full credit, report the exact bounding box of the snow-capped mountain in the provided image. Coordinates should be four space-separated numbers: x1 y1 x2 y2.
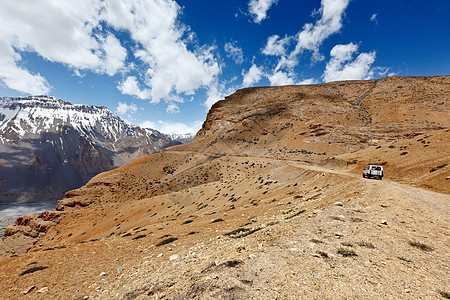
167 133 196 144
0 96 178 204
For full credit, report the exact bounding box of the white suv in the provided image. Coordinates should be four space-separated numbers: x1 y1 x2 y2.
363 164 383 180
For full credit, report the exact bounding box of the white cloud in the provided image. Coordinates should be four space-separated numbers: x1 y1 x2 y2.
224 42 244 64
140 120 203 135
117 76 152 100
323 43 376 82
252 0 351 86
204 82 227 109
292 0 350 60
249 0 279 24
262 35 291 56
166 103 180 114
116 101 138 115
242 64 264 87
268 71 295 86
298 78 317 85
0 0 130 94
0 44 51 94
370 13 378 24
0 0 220 102
103 0 221 103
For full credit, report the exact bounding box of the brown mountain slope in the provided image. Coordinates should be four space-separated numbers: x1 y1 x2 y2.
0 76 449 299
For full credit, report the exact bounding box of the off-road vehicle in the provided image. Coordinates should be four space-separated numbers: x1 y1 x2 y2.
363 164 383 180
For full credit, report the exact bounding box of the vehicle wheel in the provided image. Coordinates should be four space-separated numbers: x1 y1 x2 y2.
379 176 383 180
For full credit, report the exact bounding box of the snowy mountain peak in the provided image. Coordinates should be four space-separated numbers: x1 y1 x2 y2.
0 95 179 203
0 96 140 142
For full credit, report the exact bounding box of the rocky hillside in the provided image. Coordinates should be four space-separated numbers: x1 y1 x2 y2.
0 76 448 299
194 75 448 154
0 96 178 204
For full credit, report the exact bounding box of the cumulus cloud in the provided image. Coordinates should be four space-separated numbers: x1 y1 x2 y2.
262 35 291 56
242 64 264 87
204 82 227 109
224 42 244 64
298 78 317 85
116 101 138 115
166 103 180 114
103 0 220 103
248 0 279 24
0 0 128 94
322 43 376 82
0 0 220 104
268 71 295 86
293 0 349 57
0 45 51 94
117 76 152 100
140 120 203 135
270 0 350 73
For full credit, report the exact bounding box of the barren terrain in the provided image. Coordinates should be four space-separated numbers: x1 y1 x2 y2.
0 76 448 299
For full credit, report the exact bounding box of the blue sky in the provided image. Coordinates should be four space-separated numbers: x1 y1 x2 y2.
0 0 448 135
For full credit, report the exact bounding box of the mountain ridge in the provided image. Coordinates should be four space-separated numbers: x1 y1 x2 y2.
0 95 178 205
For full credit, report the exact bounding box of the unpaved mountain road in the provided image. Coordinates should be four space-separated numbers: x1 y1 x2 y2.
96 153 450 299
1 150 448 299
168 149 450 213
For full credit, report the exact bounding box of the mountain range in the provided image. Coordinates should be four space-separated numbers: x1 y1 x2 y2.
0 96 181 205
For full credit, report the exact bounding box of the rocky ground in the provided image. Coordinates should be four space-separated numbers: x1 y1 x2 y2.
0 150 448 299
0 76 448 299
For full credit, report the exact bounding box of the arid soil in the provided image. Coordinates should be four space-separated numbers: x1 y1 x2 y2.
0 76 448 299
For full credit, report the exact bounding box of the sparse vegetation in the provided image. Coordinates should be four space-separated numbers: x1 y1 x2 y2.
351 217 364 222
224 228 251 236
430 164 447 172
237 228 261 238
285 209 306 219
156 237 178 247
310 239 323 244
211 218 224 223
182 220 193 224
440 291 450 299
19 266 48 276
43 245 67 251
400 151 408 155
337 248 357 257
408 240 433 251
357 241 375 249
397 256 412 263
305 194 321 201
341 242 353 247
317 251 329 258
132 234 146 240
123 233 132 237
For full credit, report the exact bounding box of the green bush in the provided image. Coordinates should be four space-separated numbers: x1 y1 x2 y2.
19 266 48 276
211 218 224 223
337 248 357 257
156 237 178 247
132 234 146 240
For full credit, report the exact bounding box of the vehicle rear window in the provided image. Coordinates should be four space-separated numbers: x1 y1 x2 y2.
372 166 381 171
